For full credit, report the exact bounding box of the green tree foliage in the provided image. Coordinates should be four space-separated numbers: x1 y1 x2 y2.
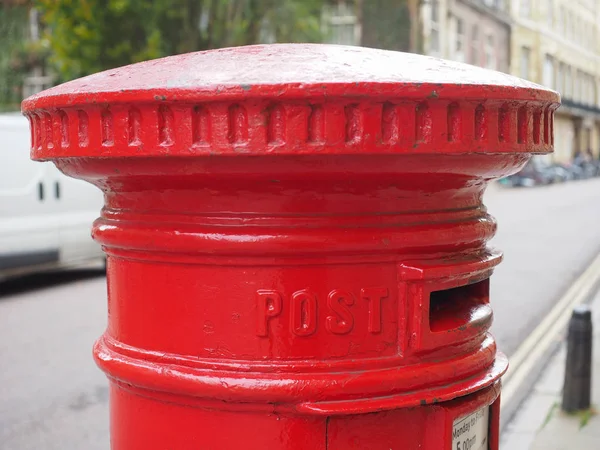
37 0 325 82
0 4 29 108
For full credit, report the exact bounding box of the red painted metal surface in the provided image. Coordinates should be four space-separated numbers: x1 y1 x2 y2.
23 44 560 449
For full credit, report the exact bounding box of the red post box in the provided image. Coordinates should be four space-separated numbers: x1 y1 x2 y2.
22 44 559 449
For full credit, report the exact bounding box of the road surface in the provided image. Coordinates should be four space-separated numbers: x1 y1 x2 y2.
486 179 600 354
2 178 600 449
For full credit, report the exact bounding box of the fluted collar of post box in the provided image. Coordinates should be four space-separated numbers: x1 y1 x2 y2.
22 43 560 159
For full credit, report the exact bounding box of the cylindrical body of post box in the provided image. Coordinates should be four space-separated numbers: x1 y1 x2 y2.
23 45 559 450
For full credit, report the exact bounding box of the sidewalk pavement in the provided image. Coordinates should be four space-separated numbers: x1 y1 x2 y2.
501 289 600 449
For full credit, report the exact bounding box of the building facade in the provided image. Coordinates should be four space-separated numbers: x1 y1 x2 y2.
423 0 511 73
510 0 600 163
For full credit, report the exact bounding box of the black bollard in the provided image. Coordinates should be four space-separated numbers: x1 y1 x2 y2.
562 305 593 412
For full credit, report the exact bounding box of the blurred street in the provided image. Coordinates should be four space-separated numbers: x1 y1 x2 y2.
1 178 600 449
487 178 600 356
0 271 109 450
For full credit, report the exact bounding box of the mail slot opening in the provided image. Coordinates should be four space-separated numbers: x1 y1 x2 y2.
429 279 490 332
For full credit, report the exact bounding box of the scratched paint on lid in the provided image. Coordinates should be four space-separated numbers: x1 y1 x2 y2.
22 44 559 110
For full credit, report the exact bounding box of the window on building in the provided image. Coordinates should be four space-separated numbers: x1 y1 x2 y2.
565 67 572 98
520 0 531 18
542 55 554 89
587 75 593 105
559 7 565 35
483 0 506 10
430 0 440 53
485 34 496 69
575 70 582 102
586 75 594 106
520 47 530 80
492 0 507 11
548 0 554 28
587 23 593 48
585 23 590 47
470 25 479 66
322 2 360 46
585 22 594 47
454 17 465 62
557 63 565 94
568 12 573 41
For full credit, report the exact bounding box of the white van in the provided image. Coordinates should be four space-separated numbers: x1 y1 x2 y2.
0 113 104 280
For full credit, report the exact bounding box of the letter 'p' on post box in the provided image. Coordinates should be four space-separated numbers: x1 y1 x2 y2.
22 45 559 449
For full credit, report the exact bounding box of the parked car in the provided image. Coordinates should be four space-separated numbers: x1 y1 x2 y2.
540 164 567 183
0 113 105 281
499 157 555 187
553 162 584 180
573 152 600 178
499 151 600 188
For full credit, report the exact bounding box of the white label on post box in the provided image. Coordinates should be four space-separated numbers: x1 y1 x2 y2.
451 406 489 450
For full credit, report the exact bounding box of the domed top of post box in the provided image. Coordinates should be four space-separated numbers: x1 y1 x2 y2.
22 44 560 160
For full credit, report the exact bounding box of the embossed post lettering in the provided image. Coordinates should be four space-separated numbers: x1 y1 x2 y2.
326 289 355 334
291 289 317 336
256 287 388 337
256 290 282 337
362 287 389 334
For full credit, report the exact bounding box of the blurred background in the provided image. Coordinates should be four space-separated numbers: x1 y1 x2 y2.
1 1 600 449
2 1 599 173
